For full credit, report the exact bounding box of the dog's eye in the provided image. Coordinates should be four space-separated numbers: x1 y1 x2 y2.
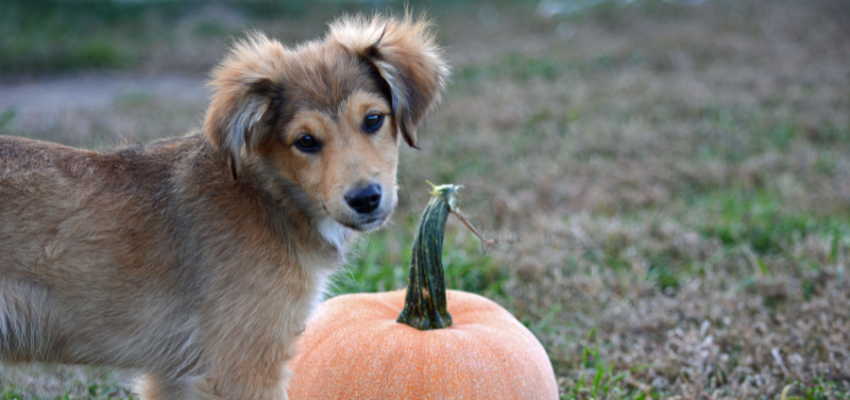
295 135 321 153
362 113 384 133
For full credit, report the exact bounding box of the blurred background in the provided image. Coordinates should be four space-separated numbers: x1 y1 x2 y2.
1 0 849 398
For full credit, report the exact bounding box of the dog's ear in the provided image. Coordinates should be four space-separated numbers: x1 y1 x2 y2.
204 34 285 179
329 14 449 148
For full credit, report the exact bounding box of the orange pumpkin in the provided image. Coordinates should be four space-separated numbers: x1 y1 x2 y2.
287 184 558 399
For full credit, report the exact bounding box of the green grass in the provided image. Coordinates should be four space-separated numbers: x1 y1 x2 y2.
2 0 148 73
455 52 563 83
559 329 656 400
0 0 318 74
0 0 537 75
331 214 508 298
695 190 847 256
0 368 135 400
0 386 135 400
781 380 850 400
0 109 16 132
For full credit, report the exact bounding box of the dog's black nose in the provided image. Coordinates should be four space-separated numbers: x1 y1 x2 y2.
345 184 382 214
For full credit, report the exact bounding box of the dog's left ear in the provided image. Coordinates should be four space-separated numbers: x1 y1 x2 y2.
204 34 285 179
330 15 449 148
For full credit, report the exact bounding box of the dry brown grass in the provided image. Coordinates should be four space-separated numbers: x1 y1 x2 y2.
402 1 850 397
1 0 849 398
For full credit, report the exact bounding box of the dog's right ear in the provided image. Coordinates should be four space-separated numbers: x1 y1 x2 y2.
203 34 285 180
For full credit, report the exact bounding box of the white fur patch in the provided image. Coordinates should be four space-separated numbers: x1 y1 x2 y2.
310 271 333 316
318 218 352 250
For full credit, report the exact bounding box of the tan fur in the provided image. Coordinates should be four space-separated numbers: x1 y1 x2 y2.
0 14 447 400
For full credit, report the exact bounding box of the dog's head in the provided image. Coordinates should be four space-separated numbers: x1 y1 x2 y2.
203 15 448 234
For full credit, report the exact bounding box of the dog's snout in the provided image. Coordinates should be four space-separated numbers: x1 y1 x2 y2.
345 184 382 214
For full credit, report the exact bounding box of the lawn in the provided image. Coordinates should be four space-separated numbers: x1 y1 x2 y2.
1 0 848 398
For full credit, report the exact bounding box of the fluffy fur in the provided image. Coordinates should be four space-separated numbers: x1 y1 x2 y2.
0 14 447 400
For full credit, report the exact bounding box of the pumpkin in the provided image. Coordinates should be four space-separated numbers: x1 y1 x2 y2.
287 184 559 399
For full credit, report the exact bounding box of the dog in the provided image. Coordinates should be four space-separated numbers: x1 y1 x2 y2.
0 14 447 399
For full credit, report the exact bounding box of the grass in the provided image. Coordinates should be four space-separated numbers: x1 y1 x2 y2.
0 0 334 76
0 383 134 400
0 365 135 400
2 0 850 398
331 215 509 298
559 329 655 400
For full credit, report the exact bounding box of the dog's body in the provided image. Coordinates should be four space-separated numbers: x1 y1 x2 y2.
0 15 447 399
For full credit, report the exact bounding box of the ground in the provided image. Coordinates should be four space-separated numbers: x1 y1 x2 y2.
0 0 848 399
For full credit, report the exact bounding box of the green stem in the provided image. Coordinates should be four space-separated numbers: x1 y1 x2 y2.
397 183 461 330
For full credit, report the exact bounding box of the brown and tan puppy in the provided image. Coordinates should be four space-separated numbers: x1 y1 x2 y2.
0 14 447 400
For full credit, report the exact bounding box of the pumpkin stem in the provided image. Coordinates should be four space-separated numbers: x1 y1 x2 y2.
397 183 461 330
